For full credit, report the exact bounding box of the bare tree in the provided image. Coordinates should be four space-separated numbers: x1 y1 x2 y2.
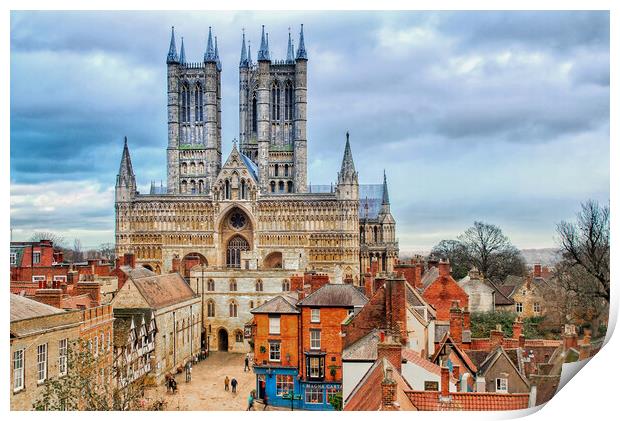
73 239 83 262
430 240 470 279
98 242 116 261
458 221 526 282
29 231 67 248
556 200 610 303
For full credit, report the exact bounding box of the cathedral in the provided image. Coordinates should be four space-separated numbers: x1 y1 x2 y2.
114 25 399 351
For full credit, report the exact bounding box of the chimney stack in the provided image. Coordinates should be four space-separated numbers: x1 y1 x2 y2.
363 272 373 298
562 324 578 350
381 366 397 410
533 264 542 278
512 317 523 339
438 259 451 277
490 324 504 348
440 366 450 398
34 288 63 309
124 253 135 269
449 301 463 345
385 274 408 343
377 334 403 373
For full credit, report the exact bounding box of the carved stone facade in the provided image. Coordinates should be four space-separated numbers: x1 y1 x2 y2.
114 25 399 352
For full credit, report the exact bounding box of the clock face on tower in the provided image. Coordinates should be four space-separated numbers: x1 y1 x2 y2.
230 212 247 230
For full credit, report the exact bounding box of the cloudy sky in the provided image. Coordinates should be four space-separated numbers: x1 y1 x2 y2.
10 11 610 252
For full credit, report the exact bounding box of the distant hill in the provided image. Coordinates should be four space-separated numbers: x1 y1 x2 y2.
399 248 562 267
520 248 562 267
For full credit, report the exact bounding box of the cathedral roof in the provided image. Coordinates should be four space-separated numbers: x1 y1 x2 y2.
359 184 384 219
239 151 259 181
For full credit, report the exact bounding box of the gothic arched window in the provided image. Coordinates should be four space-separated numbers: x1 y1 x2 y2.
256 279 263 292
194 83 203 122
207 279 214 291
275 164 279 177
198 180 204 194
271 82 281 121
287 181 293 193
229 279 237 292
285 82 293 121
229 300 238 318
270 181 276 193
181 83 190 123
181 180 188 194
225 180 231 200
282 279 290 292
226 235 249 268
284 164 289 177
278 181 284 192
252 94 258 134
241 179 247 199
207 300 215 317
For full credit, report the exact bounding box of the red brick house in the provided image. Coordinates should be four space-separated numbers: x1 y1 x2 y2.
422 260 469 321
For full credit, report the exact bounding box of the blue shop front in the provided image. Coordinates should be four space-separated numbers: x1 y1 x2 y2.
253 367 342 410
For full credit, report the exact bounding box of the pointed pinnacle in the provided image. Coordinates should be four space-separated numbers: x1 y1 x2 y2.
167 26 179 64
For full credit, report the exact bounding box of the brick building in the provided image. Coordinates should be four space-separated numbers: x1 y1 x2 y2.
10 294 82 410
110 272 201 383
422 260 469 321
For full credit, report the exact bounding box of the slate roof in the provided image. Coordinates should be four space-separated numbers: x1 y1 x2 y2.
486 279 515 305
476 347 530 386
10 293 64 322
297 284 368 307
251 293 299 314
240 152 258 181
421 266 439 289
342 329 380 361
131 273 197 309
358 184 384 219
344 357 416 411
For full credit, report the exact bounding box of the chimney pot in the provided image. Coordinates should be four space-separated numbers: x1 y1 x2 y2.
438 260 451 277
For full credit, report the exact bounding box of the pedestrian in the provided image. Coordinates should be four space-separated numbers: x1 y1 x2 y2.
263 394 268 410
185 361 192 383
224 376 230 391
247 391 254 411
231 377 238 394
244 354 250 372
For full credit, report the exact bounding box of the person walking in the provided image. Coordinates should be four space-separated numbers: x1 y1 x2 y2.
231 377 238 394
247 392 255 411
224 376 230 391
244 354 250 372
185 361 192 383
263 394 269 410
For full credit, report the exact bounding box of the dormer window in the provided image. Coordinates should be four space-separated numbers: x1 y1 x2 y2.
496 378 508 393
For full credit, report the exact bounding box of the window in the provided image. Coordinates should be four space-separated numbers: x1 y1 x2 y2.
194 84 203 122
181 83 190 123
271 83 281 121
305 386 324 404
235 331 244 343
310 330 321 350
207 279 215 291
229 301 238 318
270 181 276 193
13 349 24 392
284 82 294 121
207 300 215 317
276 374 294 396
229 279 237 292
424 381 439 391
94 336 99 356
252 94 258 133
53 275 67 283
534 302 541 313
58 339 68 376
269 316 281 334
496 378 508 393
255 279 263 292
311 309 320 323
32 275 45 283
275 164 279 177
33 252 41 264
10 252 17 265
226 236 249 268
37 343 48 383
516 302 523 313
269 342 281 362
282 279 290 292
326 388 340 404
284 164 289 177
307 356 324 379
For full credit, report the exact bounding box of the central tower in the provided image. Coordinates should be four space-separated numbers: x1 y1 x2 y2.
166 26 222 195
238 25 308 194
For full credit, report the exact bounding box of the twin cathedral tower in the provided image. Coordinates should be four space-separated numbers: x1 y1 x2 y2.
115 25 399 283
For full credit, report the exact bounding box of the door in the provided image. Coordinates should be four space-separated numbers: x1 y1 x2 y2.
218 328 229 351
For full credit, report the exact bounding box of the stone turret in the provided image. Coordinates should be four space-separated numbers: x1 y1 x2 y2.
293 24 308 193
166 26 179 64
256 25 271 193
336 131 359 200
179 37 186 65
116 137 136 203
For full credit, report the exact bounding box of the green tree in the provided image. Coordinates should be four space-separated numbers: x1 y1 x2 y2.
34 339 149 411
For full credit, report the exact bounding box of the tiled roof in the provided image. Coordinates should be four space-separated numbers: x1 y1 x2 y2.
432 333 478 374
345 358 416 411
405 391 530 411
486 279 515 304
251 294 299 314
297 284 368 307
421 266 439 289
402 348 443 377
10 293 64 322
120 265 155 279
342 330 380 361
131 273 197 309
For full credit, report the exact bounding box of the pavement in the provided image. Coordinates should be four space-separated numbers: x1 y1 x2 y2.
143 352 284 411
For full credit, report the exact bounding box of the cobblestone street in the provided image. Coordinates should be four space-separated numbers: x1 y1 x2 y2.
144 352 284 411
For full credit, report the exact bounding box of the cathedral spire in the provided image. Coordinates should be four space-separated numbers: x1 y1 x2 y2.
179 37 186 65
247 40 252 65
296 24 307 60
382 170 390 206
215 36 222 71
240 30 248 67
257 25 270 61
286 28 295 63
117 136 136 187
340 131 356 176
204 26 216 63
166 26 179 64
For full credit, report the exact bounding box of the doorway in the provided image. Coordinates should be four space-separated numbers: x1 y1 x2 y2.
218 328 229 351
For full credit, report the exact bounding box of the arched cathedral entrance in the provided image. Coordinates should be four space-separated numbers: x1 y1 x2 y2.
218 206 254 268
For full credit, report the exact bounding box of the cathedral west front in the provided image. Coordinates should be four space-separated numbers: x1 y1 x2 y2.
114 24 399 351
